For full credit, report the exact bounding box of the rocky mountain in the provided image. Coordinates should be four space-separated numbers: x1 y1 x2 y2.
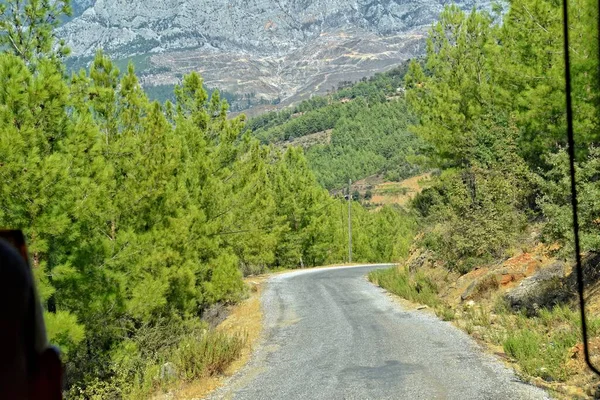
60 0 492 112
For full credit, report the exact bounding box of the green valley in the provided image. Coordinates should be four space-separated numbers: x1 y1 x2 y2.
247 65 427 190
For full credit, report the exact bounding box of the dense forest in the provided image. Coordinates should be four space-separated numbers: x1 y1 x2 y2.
246 66 427 189
0 1 415 397
403 0 599 271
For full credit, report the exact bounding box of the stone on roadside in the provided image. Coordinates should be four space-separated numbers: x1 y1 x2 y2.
504 261 567 315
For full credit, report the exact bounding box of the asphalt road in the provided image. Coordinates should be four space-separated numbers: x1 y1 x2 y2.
209 265 549 400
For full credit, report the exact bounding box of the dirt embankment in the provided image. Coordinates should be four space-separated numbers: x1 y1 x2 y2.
344 172 433 209
400 242 600 399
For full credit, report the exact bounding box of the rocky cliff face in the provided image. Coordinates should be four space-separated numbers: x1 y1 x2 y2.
60 0 491 111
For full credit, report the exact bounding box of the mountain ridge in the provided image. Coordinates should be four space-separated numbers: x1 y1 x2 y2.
60 0 491 111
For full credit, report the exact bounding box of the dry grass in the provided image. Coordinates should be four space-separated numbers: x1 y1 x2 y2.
361 173 433 208
161 277 265 399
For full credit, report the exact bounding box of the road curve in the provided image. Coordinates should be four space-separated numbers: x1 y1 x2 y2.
209 265 549 400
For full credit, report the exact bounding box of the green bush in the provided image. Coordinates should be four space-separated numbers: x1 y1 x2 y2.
540 148 600 255
415 160 532 273
369 266 440 307
174 330 246 380
502 306 589 382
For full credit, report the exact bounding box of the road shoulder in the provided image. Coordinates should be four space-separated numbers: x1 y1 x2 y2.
367 275 563 399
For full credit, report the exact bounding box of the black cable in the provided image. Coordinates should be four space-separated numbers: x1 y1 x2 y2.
561 0 600 376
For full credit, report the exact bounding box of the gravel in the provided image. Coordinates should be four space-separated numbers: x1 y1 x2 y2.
208 265 551 400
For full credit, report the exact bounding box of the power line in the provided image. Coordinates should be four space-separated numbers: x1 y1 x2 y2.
561 0 600 376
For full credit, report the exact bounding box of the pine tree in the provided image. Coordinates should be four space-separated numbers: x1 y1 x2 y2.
405 6 506 167
0 0 72 65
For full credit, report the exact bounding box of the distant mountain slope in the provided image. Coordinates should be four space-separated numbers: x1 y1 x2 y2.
60 0 492 112
247 64 427 189
63 0 485 57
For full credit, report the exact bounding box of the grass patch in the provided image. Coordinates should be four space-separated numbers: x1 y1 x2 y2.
369 266 440 308
501 306 582 382
465 306 492 329
174 330 246 381
435 304 456 321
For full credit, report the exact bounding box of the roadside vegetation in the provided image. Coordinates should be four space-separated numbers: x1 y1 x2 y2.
369 0 600 395
370 262 600 395
369 267 440 309
0 1 416 397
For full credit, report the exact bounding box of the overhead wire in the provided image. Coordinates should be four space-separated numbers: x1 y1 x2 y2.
561 0 600 376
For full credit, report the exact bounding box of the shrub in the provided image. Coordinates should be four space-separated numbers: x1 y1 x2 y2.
470 275 500 300
174 330 246 381
415 163 531 273
540 148 600 255
435 305 456 321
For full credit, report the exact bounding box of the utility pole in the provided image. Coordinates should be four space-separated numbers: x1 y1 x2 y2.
348 179 353 264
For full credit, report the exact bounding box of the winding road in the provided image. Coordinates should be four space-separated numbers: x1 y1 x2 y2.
209 265 549 400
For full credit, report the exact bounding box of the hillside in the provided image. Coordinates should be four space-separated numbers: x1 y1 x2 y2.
59 0 494 112
246 64 427 189
365 2 600 398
